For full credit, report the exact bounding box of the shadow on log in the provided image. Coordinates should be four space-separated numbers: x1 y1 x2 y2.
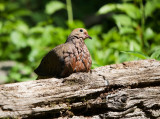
0 59 160 119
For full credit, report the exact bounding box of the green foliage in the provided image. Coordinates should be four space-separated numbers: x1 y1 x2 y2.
0 0 160 83
151 48 160 60
98 3 141 19
7 62 36 83
45 1 65 15
121 51 149 59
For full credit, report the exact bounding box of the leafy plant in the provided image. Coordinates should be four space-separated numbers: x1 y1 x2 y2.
45 1 65 15
0 0 160 83
7 62 36 83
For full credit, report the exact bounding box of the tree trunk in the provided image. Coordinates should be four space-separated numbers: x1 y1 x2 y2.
0 59 160 119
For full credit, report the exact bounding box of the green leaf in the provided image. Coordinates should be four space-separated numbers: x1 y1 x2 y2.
98 4 116 14
91 61 102 69
145 0 160 17
119 27 135 34
118 4 141 19
45 1 65 15
30 26 44 34
129 40 141 51
10 31 27 48
13 9 31 17
121 51 149 59
151 49 160 60
113 14 132 26
0 3 5 11
144 27 155 40
98 3 141 19
16 21 29 34
67 20 85 29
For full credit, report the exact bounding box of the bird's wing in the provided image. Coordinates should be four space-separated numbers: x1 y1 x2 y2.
34 43 74 77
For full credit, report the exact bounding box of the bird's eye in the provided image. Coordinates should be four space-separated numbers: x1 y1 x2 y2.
80 29 83 32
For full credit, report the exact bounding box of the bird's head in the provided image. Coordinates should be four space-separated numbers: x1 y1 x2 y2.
68 28 92 41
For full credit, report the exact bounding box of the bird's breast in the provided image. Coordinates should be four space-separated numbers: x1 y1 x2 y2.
62 42 91 76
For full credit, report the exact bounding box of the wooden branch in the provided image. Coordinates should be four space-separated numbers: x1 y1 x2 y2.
0 59 160 119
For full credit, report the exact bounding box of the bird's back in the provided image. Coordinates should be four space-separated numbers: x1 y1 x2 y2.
34 44 65 77
34 43 76 78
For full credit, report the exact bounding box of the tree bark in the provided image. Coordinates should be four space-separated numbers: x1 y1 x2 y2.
0 59 160 119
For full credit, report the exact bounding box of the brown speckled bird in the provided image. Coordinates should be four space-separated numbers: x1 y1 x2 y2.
34 28 92 79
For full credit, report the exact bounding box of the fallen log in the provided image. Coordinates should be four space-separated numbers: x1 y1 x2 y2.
0 59 160 119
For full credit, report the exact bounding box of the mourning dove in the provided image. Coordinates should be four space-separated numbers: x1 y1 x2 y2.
34 28 92 79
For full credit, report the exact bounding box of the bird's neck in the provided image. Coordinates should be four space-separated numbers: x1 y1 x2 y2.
66 36 85 45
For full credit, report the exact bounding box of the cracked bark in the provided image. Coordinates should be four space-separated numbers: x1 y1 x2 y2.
0 59 160 119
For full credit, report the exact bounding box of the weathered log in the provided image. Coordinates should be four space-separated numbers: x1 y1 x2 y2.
0 59 160 119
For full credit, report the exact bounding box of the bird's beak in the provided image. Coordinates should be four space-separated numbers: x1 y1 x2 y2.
88 35 92 39
85 34 92 39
